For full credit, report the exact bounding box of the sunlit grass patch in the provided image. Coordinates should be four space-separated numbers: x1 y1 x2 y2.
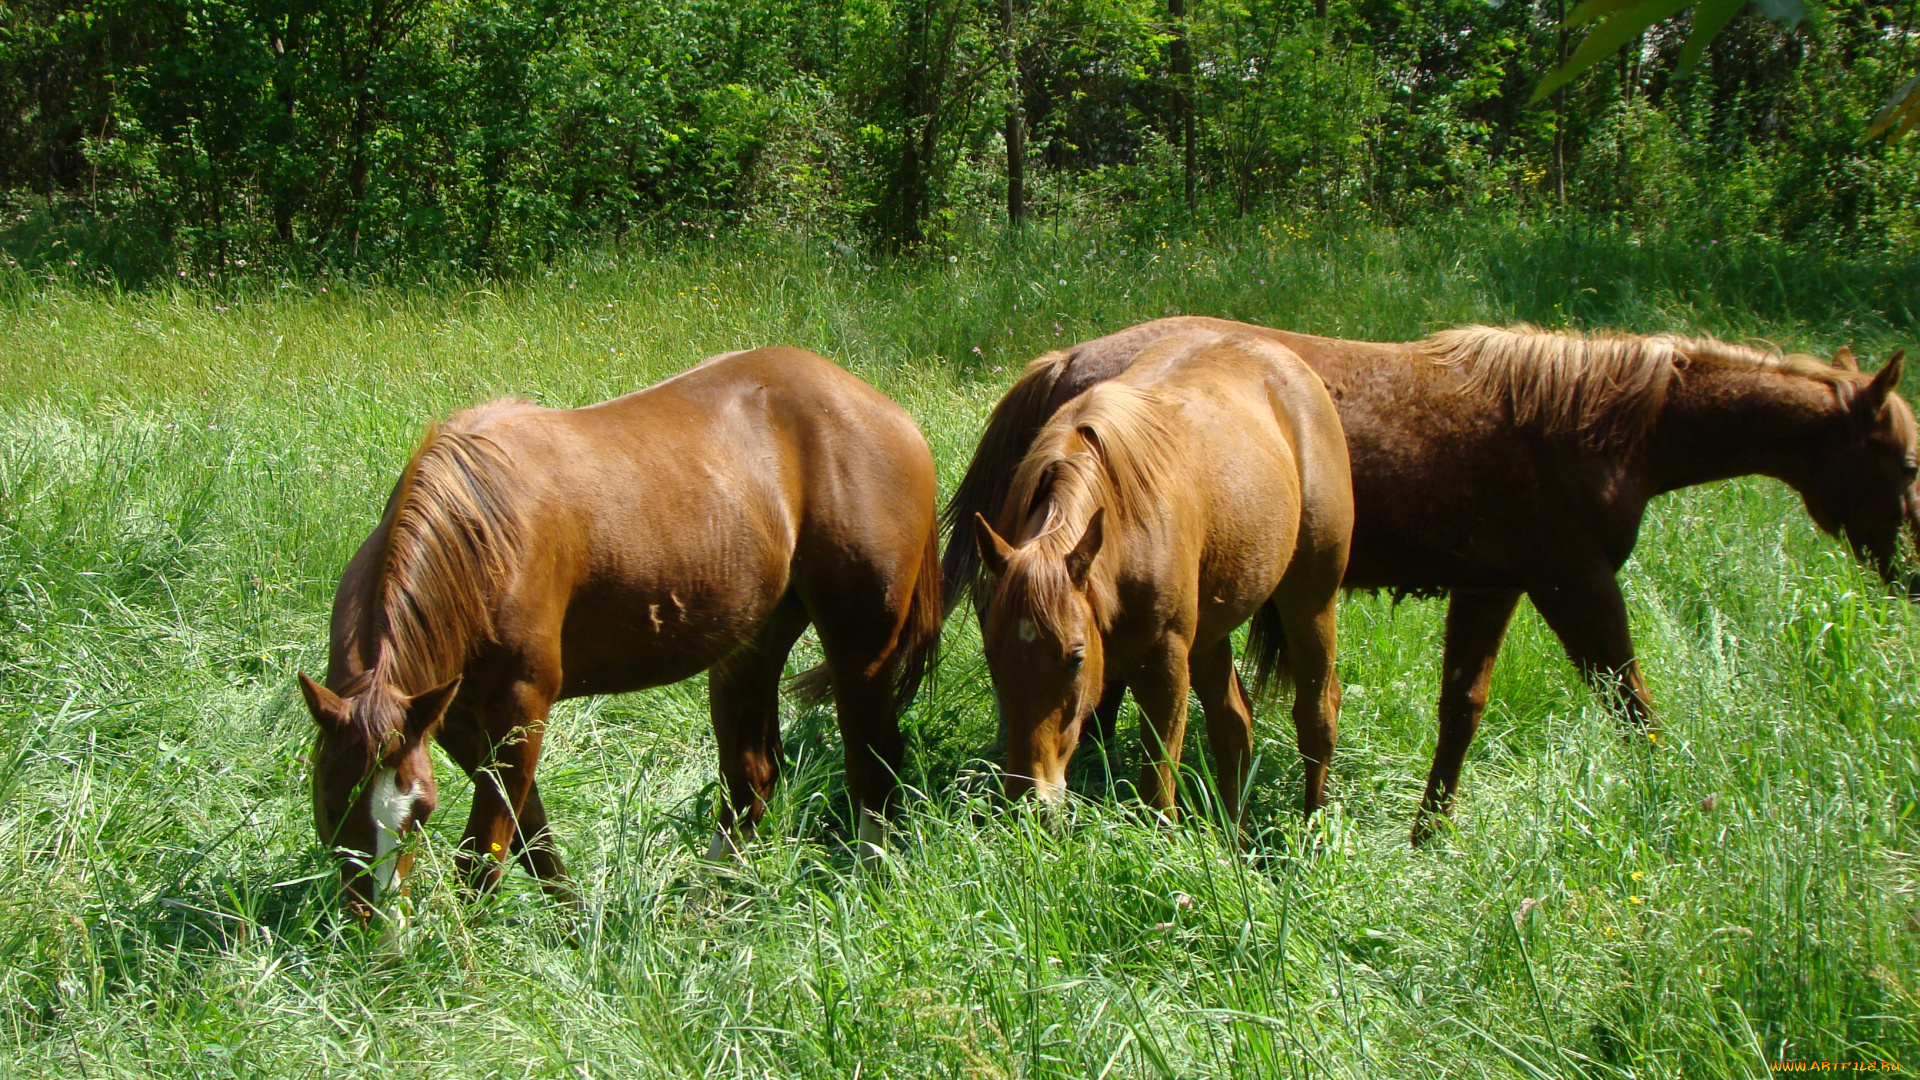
1 220 1916 1076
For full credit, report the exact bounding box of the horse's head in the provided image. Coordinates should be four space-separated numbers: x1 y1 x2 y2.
974 510 1108 808
1788 349 1920 590
297 672 459 914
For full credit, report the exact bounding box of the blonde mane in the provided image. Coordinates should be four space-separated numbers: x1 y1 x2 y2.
1421 324 1847 444
363 401 530 703
989 382 1178 640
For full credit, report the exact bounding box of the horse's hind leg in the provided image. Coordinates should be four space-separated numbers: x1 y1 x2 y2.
1414 587 1521 846
708 592 810 858
808 600 914 860
1276 597 1341 818
1188 638 1253 840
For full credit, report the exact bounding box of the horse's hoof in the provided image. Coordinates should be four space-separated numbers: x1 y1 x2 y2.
704 829 744 863
1409 812 1450 848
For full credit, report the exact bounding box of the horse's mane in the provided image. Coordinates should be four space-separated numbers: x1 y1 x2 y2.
358 399 531 702
989 382 1177 641
1421 324 1847 445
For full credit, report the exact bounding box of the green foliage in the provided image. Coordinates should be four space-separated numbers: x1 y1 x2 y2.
1 223 1918 1074
7 0 1920 279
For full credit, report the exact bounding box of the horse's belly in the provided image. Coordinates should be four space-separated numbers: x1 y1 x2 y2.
553 576 784 698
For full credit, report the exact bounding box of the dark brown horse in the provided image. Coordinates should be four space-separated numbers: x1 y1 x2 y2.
945 317 1916 843
300 348 942 912
972 327 1351 832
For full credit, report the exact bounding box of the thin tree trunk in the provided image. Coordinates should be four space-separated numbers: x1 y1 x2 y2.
271 9 305 247
1000 0 1025 227
346 0 393 262
1170 0 1194 210
1553 0 1566 206
891 0 934 247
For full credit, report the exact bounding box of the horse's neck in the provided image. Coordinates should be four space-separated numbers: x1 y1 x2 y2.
1648 361 1840 494
327 551 413 697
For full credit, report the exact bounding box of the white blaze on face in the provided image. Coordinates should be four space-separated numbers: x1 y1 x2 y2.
367 768 419 899
1017 618 1038 643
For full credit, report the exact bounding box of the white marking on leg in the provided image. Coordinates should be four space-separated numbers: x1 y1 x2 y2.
856 810 887 865
367 768 418 900
705 829 738 862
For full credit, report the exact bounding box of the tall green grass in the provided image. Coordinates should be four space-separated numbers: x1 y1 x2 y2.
1 219 1916 1077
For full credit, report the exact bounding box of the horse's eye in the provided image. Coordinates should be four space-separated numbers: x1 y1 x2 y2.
1066 648 1085 670
1903 460 1918 479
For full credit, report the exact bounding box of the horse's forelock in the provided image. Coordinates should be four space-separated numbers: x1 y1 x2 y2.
986 545 1083 646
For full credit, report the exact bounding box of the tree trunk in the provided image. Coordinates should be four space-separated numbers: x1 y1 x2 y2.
346 0 398 262
270 8 306 247
1169 0 1195 211
1000 0 1025 227
1553 0 1566 206
891 0 934 247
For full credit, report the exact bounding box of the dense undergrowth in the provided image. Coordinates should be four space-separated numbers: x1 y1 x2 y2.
1 218 1917 1077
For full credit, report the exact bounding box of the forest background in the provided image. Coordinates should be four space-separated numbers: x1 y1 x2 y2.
6 0 1920 280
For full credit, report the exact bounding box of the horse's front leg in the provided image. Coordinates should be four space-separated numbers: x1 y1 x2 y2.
1414 587 1522 846
1128 640 1193 824
439 677 568 899
1526 573 1654 726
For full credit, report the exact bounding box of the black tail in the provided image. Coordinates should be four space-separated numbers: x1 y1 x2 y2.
1243 601 1293 702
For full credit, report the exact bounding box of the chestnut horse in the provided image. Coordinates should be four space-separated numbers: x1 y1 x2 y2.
299 348 942 912
971 327 1351 831
945 317 1916 843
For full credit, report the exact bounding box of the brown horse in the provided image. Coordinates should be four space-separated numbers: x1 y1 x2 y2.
945 317 1917 843
299 348 942 913
971 327 1352 831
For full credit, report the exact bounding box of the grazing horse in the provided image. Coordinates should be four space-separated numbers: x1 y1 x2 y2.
945 317 1917 843
299 348 942 913
971 327 1351 831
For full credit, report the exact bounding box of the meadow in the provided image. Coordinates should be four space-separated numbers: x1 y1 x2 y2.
2 219 1918 1078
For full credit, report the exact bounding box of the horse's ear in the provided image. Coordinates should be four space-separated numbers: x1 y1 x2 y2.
1065 508 1105 587
298 672 350 732
1834 345 1859 372
1857 349 1907 419
974 513 1013 577
403 676 461 742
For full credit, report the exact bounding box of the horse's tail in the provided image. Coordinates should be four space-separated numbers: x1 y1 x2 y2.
941 349 1132 613
889 523 945 709
790 524 944 712
1244 601 1293 702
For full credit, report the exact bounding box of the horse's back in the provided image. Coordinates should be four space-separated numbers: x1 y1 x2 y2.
436 348 933 696
1113 329 1352 603
1116 326 1348 502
